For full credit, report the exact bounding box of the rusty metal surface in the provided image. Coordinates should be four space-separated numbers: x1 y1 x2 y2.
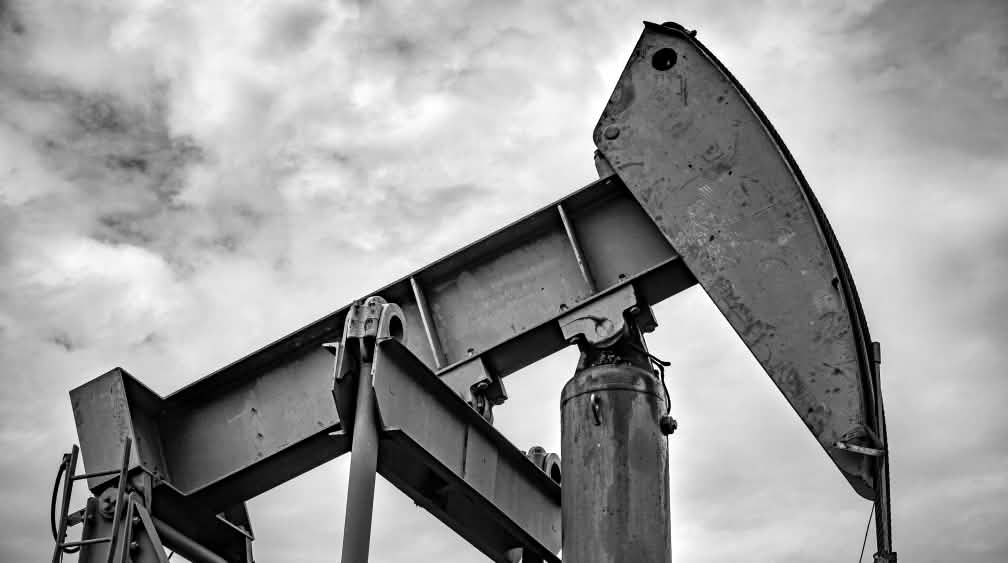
372 338 562 562
594 21 878 498
162 347 343 502
561 363 670 563
65 176 693 512
162 176 690 410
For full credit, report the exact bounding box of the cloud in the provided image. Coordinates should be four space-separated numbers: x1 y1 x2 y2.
1 0 1007 562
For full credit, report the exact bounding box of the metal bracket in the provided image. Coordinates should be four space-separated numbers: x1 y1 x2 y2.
834 441 885 457
439 357 507 423
326 296 407 563
525 446 561 485
331 296 406 376
327 296 406 433
558 285 656 348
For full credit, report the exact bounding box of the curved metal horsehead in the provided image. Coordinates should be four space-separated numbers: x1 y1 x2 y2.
595 21 885 501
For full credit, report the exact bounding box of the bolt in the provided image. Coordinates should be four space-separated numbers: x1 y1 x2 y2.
659 415 678 435
97 489 117 520
132 516 141 527
129 541 140 552
603 126 620 140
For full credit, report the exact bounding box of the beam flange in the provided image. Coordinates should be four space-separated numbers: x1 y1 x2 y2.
70 174 695 511
371 339 561 562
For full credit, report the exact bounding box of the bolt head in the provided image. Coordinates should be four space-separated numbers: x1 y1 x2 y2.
659 415 678 435
603 126 620 140
97 488 117 520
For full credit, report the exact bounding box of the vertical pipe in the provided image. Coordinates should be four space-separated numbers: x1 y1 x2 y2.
557 203 597 293
340 362 380 563
872 342 895 561
410 276 448 369
561 362 671 563
105 438 132 563
52 445 79 563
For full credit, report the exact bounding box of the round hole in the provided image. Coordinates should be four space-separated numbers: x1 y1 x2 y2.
549 462 562 485
651 48 678 71
388 316 404 341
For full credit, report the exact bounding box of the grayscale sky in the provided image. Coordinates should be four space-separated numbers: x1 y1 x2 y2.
2 0 1006 561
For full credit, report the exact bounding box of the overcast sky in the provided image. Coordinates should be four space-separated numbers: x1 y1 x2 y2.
1 0 1006 561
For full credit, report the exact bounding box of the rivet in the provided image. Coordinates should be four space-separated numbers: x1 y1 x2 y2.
603 126 620 140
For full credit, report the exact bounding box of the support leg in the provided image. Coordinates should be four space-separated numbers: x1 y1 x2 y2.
340 362 380 563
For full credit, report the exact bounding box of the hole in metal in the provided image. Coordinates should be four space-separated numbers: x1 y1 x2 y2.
389 316 404 341
651 48 678 70
549 462 562 484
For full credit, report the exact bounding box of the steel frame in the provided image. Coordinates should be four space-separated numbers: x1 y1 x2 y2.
61 20 894 562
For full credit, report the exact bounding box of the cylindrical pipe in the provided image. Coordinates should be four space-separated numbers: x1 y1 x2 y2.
561 363 671 563
872 342 895 561
341 362 380 563
151 517 228 563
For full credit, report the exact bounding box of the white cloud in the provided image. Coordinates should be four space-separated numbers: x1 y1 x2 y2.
2 0 1007 561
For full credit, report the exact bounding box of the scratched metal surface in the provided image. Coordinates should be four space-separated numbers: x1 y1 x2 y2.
595 22 878 498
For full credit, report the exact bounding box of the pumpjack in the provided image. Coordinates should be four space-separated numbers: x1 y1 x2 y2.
51 22 894 563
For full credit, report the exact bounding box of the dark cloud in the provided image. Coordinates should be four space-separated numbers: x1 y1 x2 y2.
0 0 25 38
847 0 1008 157
260 1 328 55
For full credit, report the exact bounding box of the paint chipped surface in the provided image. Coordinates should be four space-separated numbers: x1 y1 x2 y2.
596 23 878 499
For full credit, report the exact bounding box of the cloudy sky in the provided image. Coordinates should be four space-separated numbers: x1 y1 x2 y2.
1 0 1006 561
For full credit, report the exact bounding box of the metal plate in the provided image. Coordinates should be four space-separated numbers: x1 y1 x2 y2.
595 22 878 498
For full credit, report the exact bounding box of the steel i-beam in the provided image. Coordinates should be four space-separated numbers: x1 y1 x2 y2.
64 19 888 562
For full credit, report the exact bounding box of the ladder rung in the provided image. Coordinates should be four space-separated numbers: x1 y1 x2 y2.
61 537 112 548
72 469 122 480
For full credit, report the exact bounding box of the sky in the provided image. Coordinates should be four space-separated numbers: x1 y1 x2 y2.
1 0 1006 561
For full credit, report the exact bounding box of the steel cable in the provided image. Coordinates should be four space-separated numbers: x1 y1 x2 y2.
858 504 875 563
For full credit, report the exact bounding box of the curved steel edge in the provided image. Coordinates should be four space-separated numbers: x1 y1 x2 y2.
599 21 881 499
645 22 879 427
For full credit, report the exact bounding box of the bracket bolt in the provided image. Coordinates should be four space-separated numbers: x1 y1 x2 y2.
659 415 678 435
603 126 620 140
129 541 140 552
97 488 117 520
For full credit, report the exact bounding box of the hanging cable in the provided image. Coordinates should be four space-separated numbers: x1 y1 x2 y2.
627 341 673 415
50 453 80 554
858 504 875 563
